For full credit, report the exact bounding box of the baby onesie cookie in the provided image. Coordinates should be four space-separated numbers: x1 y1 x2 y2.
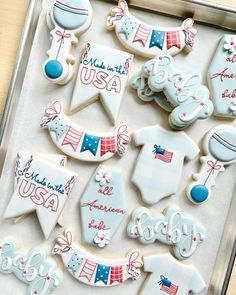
70 43 133 124
186 124 236 204
208 35 236 118
80 165 127 247
41 101 130 162
44 0 92 84
106 0 197 58
130 74 174 112
0 239 62 295
140 253 206 295
4 153 77 239
127 207 206 260
53 230 143 286
132 125 199 205
143 54 214 129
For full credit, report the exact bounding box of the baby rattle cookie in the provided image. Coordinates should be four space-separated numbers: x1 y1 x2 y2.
140 253 206 295
0 239 62 295
186 124 236 204
106 0 197 58
70 43 133 124
80 165 127 248
132 125 199 205
41 101 130 162
127 207 206 260
142 54 214 129
4 153 77 239
130 73 174 112
44 0 92 84
208 34 236 118
53 229 143 286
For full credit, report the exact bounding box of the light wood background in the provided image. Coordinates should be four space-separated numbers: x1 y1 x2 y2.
0 0 235 294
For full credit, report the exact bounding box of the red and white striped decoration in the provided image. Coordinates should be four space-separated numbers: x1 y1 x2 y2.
62 127 83 151
160 283 179 295
79 259 97 282
133 24 151 46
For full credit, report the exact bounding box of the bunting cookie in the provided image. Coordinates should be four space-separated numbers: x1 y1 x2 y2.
80 165 127 247
186 125 236 204
140 253 206 295
0 239 62 295
142 54 214 129
106 0 197 58
53 230 143 286
70 43 133 124
132 125 199 205
127 207 206 260
41 101 130 162
44 0 92 84
208 34 236 118
4 153 77 239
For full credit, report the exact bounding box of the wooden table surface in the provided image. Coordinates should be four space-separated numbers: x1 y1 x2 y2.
0 0 235 294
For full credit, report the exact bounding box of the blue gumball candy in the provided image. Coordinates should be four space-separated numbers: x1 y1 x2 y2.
44 60 63 79
190 185 209 203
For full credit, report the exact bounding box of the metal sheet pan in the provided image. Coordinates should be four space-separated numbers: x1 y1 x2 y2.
0 1 235 294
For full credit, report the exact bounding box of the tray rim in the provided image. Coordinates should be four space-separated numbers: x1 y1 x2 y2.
0 0 235 294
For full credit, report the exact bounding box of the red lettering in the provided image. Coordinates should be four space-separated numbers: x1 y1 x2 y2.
31 187 47 205
222 88 236 99
44 194 59 212
226 54 236 63
93 71 108 89
80 67 95 84
80 199 126 215
98 186 113 196
211 68 236 82
107 75 121 93
88 219 111 230
19 179 35 198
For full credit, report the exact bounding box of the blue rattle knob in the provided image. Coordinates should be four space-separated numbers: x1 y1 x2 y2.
44 60 63 79
190 185 209 203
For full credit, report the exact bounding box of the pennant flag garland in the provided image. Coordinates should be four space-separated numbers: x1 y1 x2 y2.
49 116 69 141
110 266 123 285
100 136 117 157
166 31 181 50
119 16 138 40
133 24 151 46
67 253 85 275
149 30 165 49
79 259 97 282
95 264 111 285
80 134 101 156
62 127 83 151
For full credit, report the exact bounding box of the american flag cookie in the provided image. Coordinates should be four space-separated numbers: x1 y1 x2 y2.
131 125 199 205
127 207 206 260
53 229 143 287
44 0 92 85
41 101 130 162
106 0 197 58
140 253 205 295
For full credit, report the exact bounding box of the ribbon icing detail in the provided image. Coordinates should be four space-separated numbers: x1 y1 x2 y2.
207 160 221 175
56 30 71 44
117 125 130 156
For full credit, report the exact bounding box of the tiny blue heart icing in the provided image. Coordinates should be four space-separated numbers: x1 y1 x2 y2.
44 60 63 79
190 185 209 203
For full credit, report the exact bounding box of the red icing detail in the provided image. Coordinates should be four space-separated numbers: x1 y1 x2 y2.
200 102 205 106
182 248 186 252
136 217 140 221
23 270 27 274
178 87 182 92
141 91 145 95
47 276 51 280
193 237 197 241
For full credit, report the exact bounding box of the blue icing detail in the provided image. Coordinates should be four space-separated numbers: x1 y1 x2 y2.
49 116 69 141
80 134 100 156
119 16 137 40
190 185 209 203
95 264 110 285
149 30 165 49
45 60 63 79
67 252 84 274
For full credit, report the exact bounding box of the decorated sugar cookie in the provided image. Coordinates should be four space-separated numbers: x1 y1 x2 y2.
132 125 199 205
53 230 143 286
41 101 130 162
70 43 133 124
44 0 92 84
208 35 236 118
143 54 214 129
106 0 197 58
14 152 67 226
186 125 236 204
130 73 174 112
0 240 62 295
4 153 77 239
80 165 127 247
127 207 206 260
140 253 206 295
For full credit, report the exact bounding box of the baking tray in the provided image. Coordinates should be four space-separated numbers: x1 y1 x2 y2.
0 0 236 294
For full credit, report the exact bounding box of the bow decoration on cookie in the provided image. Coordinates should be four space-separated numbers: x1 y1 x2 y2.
117 125 131 156
40 101 62 127
127 250 143 280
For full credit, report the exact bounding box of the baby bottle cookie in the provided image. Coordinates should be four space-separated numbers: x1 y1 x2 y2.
80 165 127 247
208 34 236 118
44 0 92 84
53 230 143 286
106 0 197 58
186 124 236 204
